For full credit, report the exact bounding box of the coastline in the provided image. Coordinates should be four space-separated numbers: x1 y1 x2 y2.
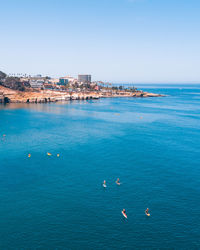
0 85 164 104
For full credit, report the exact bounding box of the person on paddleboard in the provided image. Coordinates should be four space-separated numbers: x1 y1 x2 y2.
116 178 120 185
122 209 127 218
145 208 150 216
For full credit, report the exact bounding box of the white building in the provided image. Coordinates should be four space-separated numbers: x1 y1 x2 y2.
62 76 75 83
30 80 44 88
48 78 59 84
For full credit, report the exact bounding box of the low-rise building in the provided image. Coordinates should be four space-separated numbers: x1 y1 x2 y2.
48 78 59 84
59 77 69 85
58 76 75 85
30 80 44 88
43 83 55 90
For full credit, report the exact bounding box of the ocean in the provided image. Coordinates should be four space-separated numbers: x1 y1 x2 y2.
0 84 200 249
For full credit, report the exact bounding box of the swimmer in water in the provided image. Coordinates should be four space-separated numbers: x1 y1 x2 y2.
116 178 121 185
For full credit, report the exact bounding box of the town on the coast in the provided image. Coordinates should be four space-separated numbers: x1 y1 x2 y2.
0 71 163 103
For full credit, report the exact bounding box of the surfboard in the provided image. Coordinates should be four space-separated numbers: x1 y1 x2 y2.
145 213 150 216
103 184 107 188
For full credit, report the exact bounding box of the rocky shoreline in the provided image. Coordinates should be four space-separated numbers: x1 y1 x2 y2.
0 86 164 104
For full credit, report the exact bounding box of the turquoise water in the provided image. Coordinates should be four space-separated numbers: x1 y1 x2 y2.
0 85 200 249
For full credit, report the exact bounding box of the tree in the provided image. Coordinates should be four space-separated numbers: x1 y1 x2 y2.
73 81 79 89
3 77 26 91
112 86 118 90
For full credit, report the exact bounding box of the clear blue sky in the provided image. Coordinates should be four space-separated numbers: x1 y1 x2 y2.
0 0 200 83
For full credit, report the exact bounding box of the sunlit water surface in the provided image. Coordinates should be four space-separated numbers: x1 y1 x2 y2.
0 84 200 249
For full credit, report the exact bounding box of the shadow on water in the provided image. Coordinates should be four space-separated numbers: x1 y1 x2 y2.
0 100 100 114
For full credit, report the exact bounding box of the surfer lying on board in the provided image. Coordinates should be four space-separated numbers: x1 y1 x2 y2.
145 208 150 216
116 178 121 185
103 180 106 187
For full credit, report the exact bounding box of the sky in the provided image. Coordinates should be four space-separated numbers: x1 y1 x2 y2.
0 0 200 83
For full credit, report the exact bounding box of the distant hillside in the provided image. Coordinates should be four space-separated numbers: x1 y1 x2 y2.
0 71 7 79
0 71 30 91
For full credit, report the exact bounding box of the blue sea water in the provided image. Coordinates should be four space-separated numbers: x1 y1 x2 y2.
0 84 200 249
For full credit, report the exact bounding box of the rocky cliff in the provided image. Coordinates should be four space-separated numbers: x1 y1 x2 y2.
0 86 163 104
